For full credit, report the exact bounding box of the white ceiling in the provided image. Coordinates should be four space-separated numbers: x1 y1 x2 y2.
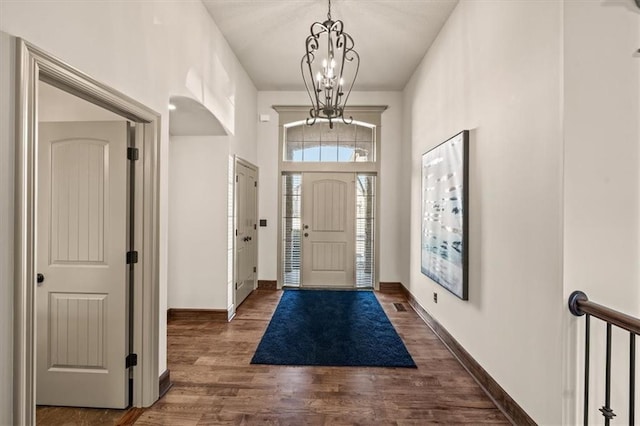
202 0 458 91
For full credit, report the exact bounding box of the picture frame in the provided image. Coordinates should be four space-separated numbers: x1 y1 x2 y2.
421 130 469 300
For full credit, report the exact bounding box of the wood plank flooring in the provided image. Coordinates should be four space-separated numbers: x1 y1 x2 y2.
36 406 127 425
136 289 509 425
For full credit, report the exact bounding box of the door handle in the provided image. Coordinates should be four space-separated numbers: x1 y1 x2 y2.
304 233 309 237
37 273 45 285
304 225 309 229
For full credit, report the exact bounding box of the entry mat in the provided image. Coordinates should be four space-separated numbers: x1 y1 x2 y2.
250 290 417 368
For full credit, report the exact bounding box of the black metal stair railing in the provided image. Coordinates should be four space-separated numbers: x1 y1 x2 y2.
569 291 640 426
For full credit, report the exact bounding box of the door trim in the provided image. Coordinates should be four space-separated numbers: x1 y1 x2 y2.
231 156 258 318
274 106 386 290
14 39 161 424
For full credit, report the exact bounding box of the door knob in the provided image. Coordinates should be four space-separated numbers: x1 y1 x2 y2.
304 225 309 229
37 273 45 284
304 233 309 237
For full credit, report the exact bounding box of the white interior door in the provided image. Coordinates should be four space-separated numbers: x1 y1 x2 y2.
36 121 129 408
235 161 257 307
301 172 355 287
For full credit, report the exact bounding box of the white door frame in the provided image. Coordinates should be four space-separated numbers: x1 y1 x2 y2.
14 39 160 424
231 156 258 317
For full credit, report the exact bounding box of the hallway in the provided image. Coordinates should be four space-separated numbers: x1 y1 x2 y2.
136 290 508 424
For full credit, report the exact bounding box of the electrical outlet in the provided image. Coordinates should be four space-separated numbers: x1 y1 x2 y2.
433 292 438 303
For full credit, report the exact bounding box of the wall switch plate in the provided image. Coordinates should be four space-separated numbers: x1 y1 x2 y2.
259 219 267 227
433 292 438 303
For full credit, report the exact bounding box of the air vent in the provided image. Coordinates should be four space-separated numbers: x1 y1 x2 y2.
393 303 407 312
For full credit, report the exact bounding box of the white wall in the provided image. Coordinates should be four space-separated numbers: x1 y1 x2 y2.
0 0 257 408
256 91 409 285
404 1 564 423
563 1 640 422
0 31 15 425
168 136 229 310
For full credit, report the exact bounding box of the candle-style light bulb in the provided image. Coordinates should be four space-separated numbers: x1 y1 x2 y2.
316 72 322 83
322 59 327 69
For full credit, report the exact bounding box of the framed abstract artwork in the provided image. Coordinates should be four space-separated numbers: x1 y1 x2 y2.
421 130 469 300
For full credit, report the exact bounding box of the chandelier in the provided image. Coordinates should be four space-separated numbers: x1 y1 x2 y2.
301 0 359 128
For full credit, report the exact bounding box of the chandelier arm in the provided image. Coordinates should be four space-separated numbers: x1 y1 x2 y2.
334 32 348 113
304 34 327 113
330 20 343 35
339 48 359 121
301 58 319 117
306 113 318 127
310 21 329 39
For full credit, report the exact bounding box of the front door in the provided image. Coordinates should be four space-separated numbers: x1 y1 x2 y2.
301 172 355 287
235 161 258 307
36 121 129 408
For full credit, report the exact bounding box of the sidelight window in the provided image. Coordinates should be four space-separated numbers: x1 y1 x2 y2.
282 173 302 286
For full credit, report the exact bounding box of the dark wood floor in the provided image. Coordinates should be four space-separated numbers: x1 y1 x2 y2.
36 406 127 426
135 289 509 425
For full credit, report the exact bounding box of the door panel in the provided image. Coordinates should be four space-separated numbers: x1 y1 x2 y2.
302 173 354 287
235 162 257 307
37 121 128 408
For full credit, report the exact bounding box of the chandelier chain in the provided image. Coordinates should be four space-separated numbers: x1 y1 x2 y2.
327 0 331 21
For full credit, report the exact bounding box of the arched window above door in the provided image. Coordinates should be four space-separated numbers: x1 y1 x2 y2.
283 120 375 163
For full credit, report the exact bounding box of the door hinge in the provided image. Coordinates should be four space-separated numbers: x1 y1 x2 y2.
235 229 238 236
235 282 238 290
236 175 238 182
126 251 138 264
126 353 138 368
254 224 257 230
253 266 256 273
127 147 139 161
254 181 257 187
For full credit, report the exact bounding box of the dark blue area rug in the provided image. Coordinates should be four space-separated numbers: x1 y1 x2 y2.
251 290 417 368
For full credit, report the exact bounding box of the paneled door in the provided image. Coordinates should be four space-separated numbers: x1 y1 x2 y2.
235 161 258 308
36 121 129 408
301 173 355 287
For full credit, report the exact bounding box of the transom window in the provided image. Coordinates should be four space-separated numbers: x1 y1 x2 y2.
283 120 376 163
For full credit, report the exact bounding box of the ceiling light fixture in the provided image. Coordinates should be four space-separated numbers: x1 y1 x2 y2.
301 0 359 129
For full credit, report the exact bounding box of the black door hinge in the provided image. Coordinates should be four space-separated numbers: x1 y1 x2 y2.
235 229 238 236
126 251 138 264
254 181 257 187
235 282 238 290
254 224 257 230
127 147 139 161
236 175 238 182
126 353 138 368
253 266 256 273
